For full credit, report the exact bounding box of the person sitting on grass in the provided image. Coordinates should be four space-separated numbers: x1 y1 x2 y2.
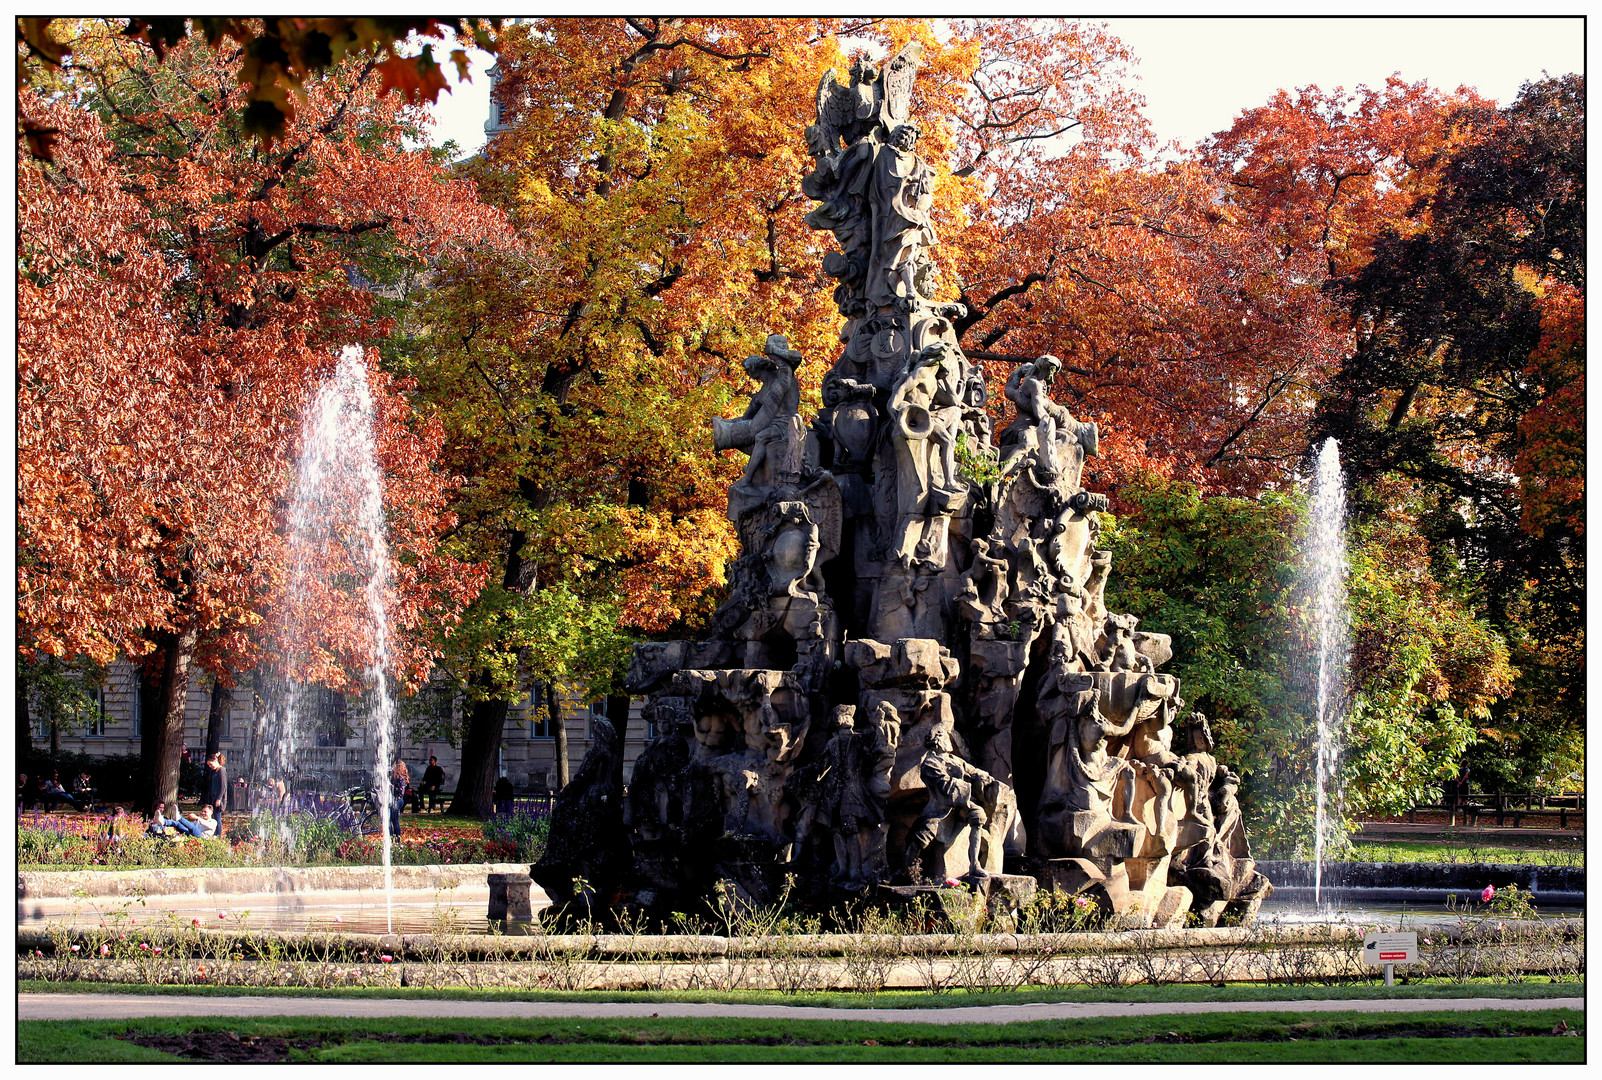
147 801 178 837
160 804 218 839
183 804 220 839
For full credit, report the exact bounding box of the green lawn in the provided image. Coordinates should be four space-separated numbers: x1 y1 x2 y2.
1344 839 1584 867
18 1009 1584 1063
19 978 1584 1009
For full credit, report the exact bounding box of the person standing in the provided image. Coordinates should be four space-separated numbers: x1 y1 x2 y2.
493 774 514 815
420 756 446 814
389 759 409 836
205 752 227 835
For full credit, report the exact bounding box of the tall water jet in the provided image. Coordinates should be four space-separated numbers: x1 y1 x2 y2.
1303 437 1350 907
265 345 399 933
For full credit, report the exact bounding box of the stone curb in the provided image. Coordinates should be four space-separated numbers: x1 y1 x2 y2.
1256 861 1584 894
17 863 532 901
16 992 1586 1023
17 919 1581 958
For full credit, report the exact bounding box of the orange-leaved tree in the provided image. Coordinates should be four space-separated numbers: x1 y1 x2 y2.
18 30 504 809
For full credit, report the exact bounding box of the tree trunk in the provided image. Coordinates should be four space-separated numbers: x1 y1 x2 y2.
145 626 198 812
549 681 571 790
451 523 540 818
17 665 32 761
139 651 164 788
205 676 228 760
49 714 59 755
447 669 507 818
606 693 631 790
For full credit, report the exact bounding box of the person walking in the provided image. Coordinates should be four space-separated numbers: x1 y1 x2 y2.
420 756 446 814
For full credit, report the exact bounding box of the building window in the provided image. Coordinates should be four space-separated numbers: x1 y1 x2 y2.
85 686 107 737
312 687 348 748
207 686 230 742
588 700 607 738
526 681 552 739
131 683 141 738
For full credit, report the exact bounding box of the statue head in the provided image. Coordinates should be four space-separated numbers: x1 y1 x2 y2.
832 704 857 730
964 370 988 407
890 122 920 150
915 340 952 369
872 700 900 728
1033 353 1063 383
1077 714 1108 755
849 55 877 85
764 333 804 370
1104 611 1138 638
923 725 952 754
774 500 814 529
1185 711 1215 755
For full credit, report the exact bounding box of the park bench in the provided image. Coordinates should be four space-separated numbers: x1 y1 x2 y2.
1405 790 1583 829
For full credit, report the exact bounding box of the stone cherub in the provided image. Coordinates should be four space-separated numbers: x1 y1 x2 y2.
1101 612 1154 673
904 726 1001 884
712 334 804 497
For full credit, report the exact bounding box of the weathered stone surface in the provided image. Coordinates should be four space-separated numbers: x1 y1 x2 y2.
531 719 630 917
564 45 1272 926
486 872 533 922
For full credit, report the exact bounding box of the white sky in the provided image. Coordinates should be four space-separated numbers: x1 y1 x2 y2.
423 16 1584 158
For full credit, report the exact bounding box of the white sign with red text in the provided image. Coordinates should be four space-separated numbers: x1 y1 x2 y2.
1362 930 1419 965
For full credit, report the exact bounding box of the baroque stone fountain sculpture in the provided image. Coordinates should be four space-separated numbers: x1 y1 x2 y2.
534 43 1271 928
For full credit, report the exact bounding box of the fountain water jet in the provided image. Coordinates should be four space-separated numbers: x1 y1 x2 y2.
261 344 400 933
1304 437 1350 907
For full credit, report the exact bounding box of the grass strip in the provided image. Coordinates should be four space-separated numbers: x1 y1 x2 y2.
18 1008 1584 1064
19 977 1583 1008
1342 840 1584 866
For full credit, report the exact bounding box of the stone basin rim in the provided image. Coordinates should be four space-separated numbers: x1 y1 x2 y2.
18 862 534 901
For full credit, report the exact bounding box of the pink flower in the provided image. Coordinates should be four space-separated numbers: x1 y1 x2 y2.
154 946 162 954
99 944 110 956
380 954 394 963
218 910 229 919
139 943 150 951
332 915 343 924
192 919 200 927
1481 886 1495 902
70 944 80 952
944 877 960 888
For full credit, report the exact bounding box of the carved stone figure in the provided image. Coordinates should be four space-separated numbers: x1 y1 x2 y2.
904 727 1002 884
765 501 822 601
819 706 874 886
531 718 630 919
712 335 804 501
866 123 939 311
591 49 1269 929
886 342 966 568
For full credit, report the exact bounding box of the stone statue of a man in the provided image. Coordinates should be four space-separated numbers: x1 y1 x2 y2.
904 727 1000 884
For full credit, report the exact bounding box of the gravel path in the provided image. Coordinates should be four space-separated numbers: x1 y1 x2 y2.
19 993 1583 1025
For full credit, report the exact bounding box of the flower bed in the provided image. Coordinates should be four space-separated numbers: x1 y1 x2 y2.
18 807 548 871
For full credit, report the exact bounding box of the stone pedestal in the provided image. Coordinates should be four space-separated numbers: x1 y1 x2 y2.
486 872 533 922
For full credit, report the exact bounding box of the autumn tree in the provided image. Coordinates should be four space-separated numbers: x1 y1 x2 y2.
1103 473 1512 853
18 29 502 810
1316 75 1585 790
19 15 502 150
